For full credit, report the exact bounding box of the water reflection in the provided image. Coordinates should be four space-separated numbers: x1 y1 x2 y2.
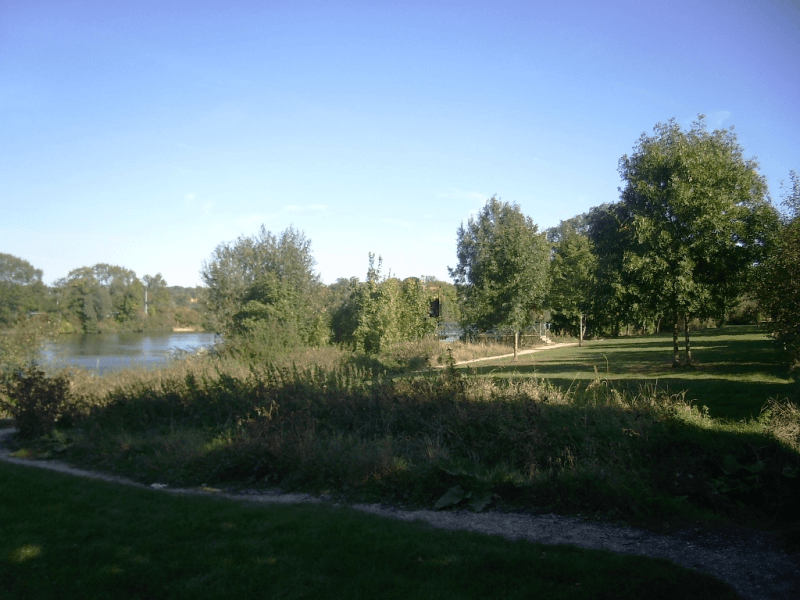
41 332 218 375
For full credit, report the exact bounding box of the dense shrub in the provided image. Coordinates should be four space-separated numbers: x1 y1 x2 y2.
0 365 75 439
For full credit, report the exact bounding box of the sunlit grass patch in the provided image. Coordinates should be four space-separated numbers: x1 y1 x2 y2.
464 325 796 421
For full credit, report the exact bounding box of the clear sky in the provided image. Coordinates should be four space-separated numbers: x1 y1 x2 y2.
2 0 798 288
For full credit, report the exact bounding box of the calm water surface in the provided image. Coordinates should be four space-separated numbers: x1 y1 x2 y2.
41 332 218 375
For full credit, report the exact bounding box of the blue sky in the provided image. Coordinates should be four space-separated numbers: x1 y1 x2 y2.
2 0 798 287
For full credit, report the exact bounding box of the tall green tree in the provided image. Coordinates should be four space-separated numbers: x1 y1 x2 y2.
339 255 436 354
449 196 550 360
547 224 596 345
0 254 46 328
54 264 147 332
757 170 800 374
57 267 111 333
584 203 639 337
143 273 171 320
94 264 143 323
201 225 327 354
328 277 361 346
618 117 776 366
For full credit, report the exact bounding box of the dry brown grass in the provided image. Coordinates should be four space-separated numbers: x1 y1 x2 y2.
442 337 547 364
764 397 800 451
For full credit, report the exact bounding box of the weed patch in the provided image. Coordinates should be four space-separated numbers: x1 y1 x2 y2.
13 359 795 529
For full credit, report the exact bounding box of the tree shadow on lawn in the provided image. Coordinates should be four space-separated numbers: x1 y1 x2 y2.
466 340 794 421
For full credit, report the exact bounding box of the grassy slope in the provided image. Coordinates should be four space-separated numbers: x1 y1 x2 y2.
0 461 738 600
462 326 796 421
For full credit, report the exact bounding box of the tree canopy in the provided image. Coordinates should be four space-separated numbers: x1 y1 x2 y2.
618 116 778 365
201 225 328 356
757 170 800 375
0 253 46 328
547 223 596 345
449 196 550 359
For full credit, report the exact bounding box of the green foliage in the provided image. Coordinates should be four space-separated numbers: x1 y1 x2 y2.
779 169 800 222
449 196 550 351
585 203 637 336
758 215 800 373
334 255 437 354
54 264 151 333
0 364 75 439
547 223 597 341
0 254 46 329
4 326 795 534
41 357 800 526
0 315 58 376
618 116 779 363
201 225 328 359
762 397 800 452
143 272 171 320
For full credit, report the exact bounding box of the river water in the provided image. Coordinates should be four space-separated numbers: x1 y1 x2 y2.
40 332 218 375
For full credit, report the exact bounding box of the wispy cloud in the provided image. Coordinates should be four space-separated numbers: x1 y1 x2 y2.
709 110 732 128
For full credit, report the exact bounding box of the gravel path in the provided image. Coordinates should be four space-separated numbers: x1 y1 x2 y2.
1 427 798 599
447 341 579 365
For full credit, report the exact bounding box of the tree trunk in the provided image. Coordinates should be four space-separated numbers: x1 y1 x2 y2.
513 331 519 361
578 314 584 347
672 316 681 367
683 316 693 365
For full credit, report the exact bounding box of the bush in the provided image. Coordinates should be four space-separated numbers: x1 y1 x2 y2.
763 398 800 452
0 365 75 439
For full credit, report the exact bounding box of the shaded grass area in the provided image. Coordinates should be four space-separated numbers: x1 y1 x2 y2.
9 361 798 533
3 325 799 541
464 326 796 421
0 461 740 600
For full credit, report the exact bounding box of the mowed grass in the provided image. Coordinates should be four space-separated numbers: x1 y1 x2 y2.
462 325 796 421
0 461 739 600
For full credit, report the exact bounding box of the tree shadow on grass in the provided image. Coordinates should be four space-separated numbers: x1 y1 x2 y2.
463 329 793 421
468 361 794 420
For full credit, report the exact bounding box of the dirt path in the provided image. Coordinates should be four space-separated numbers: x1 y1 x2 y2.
1 428 797 599
448 341 579 365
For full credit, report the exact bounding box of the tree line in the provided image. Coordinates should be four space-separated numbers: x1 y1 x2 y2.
0 257 206 334
543 117 795 370
4 116 798 373
197 116 797 372
199 226 458 361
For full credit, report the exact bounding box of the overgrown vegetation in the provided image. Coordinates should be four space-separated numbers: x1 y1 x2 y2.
5 328 799 536
0 364 75 439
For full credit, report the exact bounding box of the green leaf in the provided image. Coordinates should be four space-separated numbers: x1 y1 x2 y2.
434 485 465 510
721 455 741 476
743 461 764 474
468 492 494 512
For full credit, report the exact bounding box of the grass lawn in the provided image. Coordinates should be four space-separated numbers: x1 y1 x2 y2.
0 461 739 600
461 325 796 421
